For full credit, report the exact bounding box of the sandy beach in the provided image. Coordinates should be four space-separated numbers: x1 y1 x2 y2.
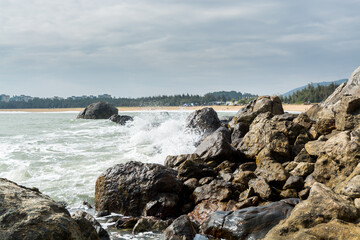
0 104 313 113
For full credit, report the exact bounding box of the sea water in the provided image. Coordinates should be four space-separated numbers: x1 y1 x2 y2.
0 110 235 239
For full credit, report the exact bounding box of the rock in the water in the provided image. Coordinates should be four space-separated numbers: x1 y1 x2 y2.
109 114 133 125
162 215 197 240
72 211 110 240
132 217 172 234
201 199 299 240
186 107 221 136
0 178 100 240
77 102 118 119
194 127 240 163
264 183 359 240
95 161 184 218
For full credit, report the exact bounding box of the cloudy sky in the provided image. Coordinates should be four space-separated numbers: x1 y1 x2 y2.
1 0 359 98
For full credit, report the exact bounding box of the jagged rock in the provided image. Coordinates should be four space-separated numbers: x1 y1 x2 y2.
201 199 299 240
72 211 110 240
214 160 236 173
183 178 199 192
77 102 118 119
283 176 304 191
341 175 360 198
238 112 305 162
231 122 249 142
132 217 172 234
162 215 197 240
236 162 257 172
238 187 256 202
335 95 360 130
290 162 314 178
314 118 336 135
232 171 256 187
186 108 221 137
194 127 240 162
285 161 298 172
177 159 216 181
109 114 133 125
199 177 214 185
0 178 100 240
164 154 200 169
355 198 360 209
264 183 359 240
293 113 314 131
235 196 259 209
188 200 228 225
280 189 298 198
230 96 284 128
95 161 184 218
254 160 289 186
248 177 273 200
298 187 310 200
193 180 235 204
115 217 139 229
294 148 316 163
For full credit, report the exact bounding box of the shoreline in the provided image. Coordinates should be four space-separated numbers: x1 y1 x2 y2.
0 104 312 113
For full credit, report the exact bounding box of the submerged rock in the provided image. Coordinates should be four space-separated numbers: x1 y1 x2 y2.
109 114 133 125
77 102 118 119
0 178 101 240
95 161 184 218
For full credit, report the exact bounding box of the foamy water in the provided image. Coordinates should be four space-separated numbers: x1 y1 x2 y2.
0 110 234 239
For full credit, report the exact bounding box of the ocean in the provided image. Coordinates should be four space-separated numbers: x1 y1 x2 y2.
0 110 235 239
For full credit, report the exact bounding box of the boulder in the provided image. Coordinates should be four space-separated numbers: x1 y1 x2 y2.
314 118 336 135
254 160 289 186
193 180 235 204
335 95 360 130
230 96 284 128
132 217 172 234
194 127 240 163
0 178 100 240
264 183 359 240
72 211 110 240
230 122 249 142
201 199 299 240
162 215 197 240
248 177 273 200
164 154 200 170
177 159 216 182
77 102 118 119
186 108 221 136
109 114 133 125
95 161 184 218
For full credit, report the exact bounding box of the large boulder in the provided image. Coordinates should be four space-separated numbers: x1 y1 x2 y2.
201 198 299 240
186 107 221 136
95 161 185 218
264 183 359 240
77 102 118 119
0 178 100 240
230 95 284 128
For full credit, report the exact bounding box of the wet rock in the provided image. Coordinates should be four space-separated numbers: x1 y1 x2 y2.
164 154 200 169
72 211 110 240
193 180 234 204
186 107 221 137
264 183 359 240
77 101 118 119
115 217 139 229
132 217 172 234
283 176 304 191
194 127 240 162
248 177 273 200
109 114 133 125
201 199 299 240
0 178 100 240
95 161 184 218
162 215 197 240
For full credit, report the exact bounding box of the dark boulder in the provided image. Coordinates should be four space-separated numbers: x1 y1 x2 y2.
109 114 133 125
132 217 172 234
77 102 118 119
95 161 184 218
72 211 110 240
0 178 100 240
162 215 197 240
186 107 221 137
201 199 300 240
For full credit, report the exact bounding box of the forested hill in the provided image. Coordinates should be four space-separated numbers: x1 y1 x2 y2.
282 79 347 97
205 91 257 101
280 83 340 104
0 91 257 109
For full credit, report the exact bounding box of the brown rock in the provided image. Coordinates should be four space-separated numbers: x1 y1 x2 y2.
290 162 314 177
248 177 273 200
315 118 336 135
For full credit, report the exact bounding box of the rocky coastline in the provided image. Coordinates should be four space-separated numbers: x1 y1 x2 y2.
2 67 360 239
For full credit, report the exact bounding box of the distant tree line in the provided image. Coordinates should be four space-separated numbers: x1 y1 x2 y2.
0 91 258 109
280 83 339 104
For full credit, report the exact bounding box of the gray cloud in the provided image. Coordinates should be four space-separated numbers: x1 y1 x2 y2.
0 0 359 97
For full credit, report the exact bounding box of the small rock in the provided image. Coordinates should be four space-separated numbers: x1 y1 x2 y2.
283 176 304 191
109 114 133 125
290 162 314 177
248 177 273 200
162 215 197 240
280 189 298 198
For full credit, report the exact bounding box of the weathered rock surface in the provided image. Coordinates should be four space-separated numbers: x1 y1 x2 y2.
132 217 172 234
186 107 221 136
230 96 284 128
201 199 299 240
72 211 110 240
109 114 133 125
264 183 359 240
162 215 197 240
95 161 184 218
77 102 118 119
248 177 273 200
0 178 100 240
341 175 360 198
193 180 235 204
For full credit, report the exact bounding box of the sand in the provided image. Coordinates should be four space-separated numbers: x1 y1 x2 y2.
0 104 312 113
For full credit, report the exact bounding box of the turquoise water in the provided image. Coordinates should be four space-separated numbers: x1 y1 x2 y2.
0 110 235 239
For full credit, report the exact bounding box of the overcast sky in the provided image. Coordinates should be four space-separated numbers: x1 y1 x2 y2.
1 0 359 98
